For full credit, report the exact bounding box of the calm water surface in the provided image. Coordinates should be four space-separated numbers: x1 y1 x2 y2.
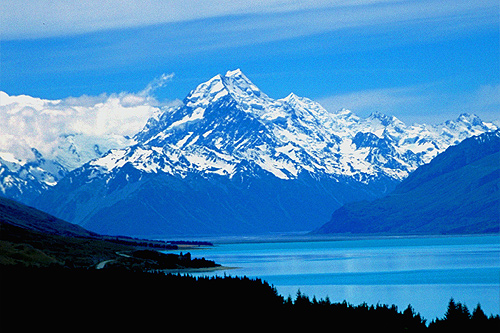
166 235 500 320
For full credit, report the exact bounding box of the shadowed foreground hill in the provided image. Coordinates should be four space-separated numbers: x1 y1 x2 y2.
0 196 215 269
0 195 97 238
0 196 126 267
315 131 500 234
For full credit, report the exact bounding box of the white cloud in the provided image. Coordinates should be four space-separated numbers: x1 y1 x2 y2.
2 0 497 40
0 0 325 39
0 73 177 162
139 73 175 97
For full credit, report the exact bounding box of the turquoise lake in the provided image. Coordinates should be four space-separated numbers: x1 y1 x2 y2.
165 234 500 320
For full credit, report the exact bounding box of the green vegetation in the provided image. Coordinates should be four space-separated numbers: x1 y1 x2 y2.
113 249 220 271
0 221 218 270
0 221 130 267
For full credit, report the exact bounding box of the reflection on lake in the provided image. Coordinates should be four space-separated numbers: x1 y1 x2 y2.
165 235 500 320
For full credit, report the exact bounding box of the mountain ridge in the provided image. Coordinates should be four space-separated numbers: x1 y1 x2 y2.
2 70 498 236
314 130 500 235
78 70 497 184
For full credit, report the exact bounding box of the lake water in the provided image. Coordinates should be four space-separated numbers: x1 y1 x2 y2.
165 234 500 320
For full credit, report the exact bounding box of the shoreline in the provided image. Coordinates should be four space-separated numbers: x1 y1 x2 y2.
157 265 239 274
167 232 500 246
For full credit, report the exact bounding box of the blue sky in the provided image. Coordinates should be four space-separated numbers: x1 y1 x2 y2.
1 0 499 124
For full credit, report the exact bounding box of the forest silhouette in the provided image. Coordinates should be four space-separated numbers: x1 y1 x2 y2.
1 266 498 331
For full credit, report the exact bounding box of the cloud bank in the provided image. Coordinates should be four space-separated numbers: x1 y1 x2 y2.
0 74 177 163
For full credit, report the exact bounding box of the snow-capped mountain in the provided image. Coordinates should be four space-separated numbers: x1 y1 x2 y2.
0 134 133 203
0 90 146 203
88 69 495 183
0 148 66 202
25 70 499 236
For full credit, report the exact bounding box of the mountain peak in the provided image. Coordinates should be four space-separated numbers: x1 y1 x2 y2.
16 71 499 237
184 73 229 108
223 69 254 87
225 68 244 77
283 92 300 101
181 69 279 121
368 111 391 121
221 69 266 101
368 111 403 127
456 113 483 126
281 93 329 117
441 113 494 135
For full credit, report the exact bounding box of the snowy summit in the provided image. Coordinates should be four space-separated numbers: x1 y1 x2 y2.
7 70 496 236
93 70 497 183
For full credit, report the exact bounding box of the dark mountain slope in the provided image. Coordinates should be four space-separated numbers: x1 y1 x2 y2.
0 197 128 267
0 196 216 268
0 196 97 238
36 167 383 237
315 131 500 235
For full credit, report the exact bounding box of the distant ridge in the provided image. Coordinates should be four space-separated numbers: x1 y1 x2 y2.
314 131 500 235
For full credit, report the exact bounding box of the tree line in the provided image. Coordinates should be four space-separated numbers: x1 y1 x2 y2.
1 265 498 331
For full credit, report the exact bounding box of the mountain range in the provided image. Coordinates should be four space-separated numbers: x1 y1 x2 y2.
1 69 498 236
315 130 500 234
